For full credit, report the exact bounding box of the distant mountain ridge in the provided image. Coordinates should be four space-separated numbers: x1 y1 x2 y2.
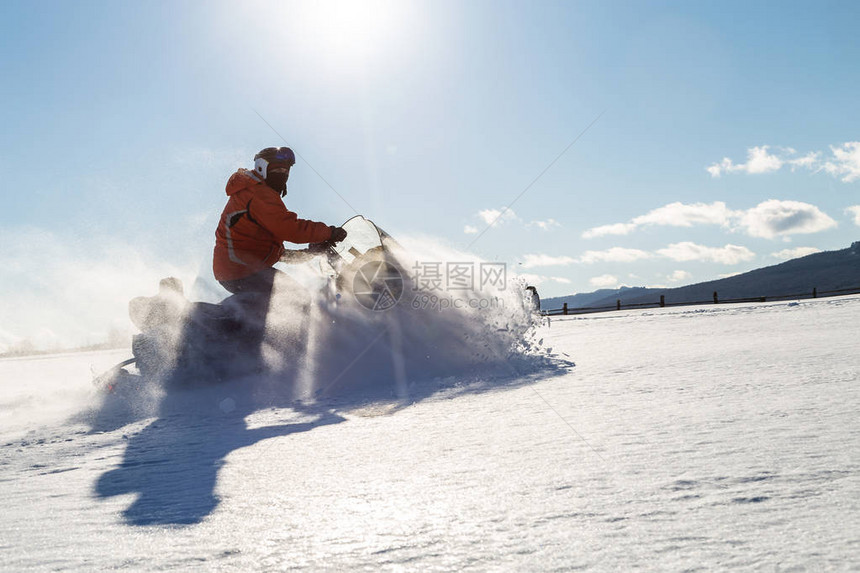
542 286 662 310
542 241 860 311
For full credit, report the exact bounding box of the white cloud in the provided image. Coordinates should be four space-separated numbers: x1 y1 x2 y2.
738 200 836 239
584 199 835 240
477 208 518 227
578 247 653 264
521 254 577 268
744 145 785 174
787 151 821 170
706 161 727 178
667 270 692 283
470 208 557 234
582 201 735 239
515 273 572 286
521 247 653 272
582 222 637 239
707 145 783 177
707 142 860 182
823 142 860 182
631 201 735 228
846 206 860 226
771 247 821 260
657 242 755 264
589 274 619 288
529 218 562 230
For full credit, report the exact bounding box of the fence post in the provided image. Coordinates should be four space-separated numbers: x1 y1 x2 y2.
563 302 568 315
660 295 665 308
713 291 718 304
813 287 817 298
616 299 621 311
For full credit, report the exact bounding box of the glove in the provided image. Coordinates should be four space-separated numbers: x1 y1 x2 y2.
329 226 348 243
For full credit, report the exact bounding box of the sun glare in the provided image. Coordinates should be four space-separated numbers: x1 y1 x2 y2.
295 0 407 64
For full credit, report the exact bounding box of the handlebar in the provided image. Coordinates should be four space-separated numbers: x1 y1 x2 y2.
307 240 336 254
279 241 337 264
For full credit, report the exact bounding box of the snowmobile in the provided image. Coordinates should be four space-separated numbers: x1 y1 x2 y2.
94 215 407 393
94 215 542 394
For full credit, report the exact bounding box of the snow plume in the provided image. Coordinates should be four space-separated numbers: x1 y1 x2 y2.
256 234 552 403
0 231 560 441
0 227 198 354
0 349 136 440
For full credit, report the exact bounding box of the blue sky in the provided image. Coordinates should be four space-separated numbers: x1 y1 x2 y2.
1 0 859 347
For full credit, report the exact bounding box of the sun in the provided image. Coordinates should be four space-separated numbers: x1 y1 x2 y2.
232 0 421 78
294 0 408 64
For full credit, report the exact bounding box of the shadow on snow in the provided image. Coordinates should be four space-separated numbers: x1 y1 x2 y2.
91 390 345 526
81 308 570 526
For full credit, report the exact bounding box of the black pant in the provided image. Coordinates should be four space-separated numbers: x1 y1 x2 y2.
218 267 283 329
213 268 285 377
219 267 282 297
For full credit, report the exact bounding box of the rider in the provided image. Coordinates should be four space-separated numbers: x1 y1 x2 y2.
213 146 347 297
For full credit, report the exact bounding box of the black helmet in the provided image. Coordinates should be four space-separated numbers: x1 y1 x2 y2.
254 147 296 179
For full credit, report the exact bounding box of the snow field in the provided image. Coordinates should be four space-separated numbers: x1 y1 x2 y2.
0 296 858 570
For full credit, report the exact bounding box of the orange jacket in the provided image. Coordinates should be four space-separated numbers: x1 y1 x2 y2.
213 169 333 281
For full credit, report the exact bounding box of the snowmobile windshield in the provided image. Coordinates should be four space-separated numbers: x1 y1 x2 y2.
331 216 384 264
